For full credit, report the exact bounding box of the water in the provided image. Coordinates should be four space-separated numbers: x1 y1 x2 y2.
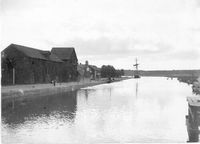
1 77 196 143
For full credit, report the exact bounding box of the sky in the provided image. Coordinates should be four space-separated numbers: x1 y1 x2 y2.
0 0 200 70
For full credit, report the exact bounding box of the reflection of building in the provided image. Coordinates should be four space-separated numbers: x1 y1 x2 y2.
2 91 78 125
1 44 78 85
186 97 200 142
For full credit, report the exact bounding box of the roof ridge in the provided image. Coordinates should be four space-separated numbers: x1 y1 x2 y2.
9 44 63 62
11 43 44 52
51 47 75 50
52 47 74 48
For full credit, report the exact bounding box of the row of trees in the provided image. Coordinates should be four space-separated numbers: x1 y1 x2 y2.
100 65 124 78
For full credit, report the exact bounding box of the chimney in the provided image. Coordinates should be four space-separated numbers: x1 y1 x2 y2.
85 60 89 66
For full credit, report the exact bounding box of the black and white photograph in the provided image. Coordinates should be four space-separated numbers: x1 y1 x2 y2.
1 0 200 143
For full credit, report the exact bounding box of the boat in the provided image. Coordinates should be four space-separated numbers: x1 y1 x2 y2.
186 96 200 142
134 75 140 78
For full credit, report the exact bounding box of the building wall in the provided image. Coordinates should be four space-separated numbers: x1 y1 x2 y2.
2 51 73 85
2 57 66 85
61 63 78 82
62 51 78 81
90 68 101 80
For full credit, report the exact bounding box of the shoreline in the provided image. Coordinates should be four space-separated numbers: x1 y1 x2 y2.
1 77 130 100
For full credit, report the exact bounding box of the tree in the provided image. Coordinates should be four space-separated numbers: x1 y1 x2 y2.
3 56 16 84
100 65 116 78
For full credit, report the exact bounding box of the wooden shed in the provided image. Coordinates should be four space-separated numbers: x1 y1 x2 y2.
1 44 64 85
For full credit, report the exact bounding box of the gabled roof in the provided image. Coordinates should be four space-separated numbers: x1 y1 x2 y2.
77 64 86 70
6 44 63 63
51 47 76 60
89 65 101 71
10 44 46 60
77 64 100 74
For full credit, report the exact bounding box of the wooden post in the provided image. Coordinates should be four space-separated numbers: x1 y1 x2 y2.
12 97 15 109
13 68 15 85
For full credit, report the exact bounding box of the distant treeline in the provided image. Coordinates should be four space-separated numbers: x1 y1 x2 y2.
124 70 200 78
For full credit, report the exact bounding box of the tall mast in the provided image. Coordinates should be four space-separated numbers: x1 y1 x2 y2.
133 58 139 70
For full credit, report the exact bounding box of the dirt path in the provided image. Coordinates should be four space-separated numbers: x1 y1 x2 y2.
1 80 106 99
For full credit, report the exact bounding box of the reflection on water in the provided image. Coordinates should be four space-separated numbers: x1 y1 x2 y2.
135 81 138 98
2 91 77 125
2 77 199 143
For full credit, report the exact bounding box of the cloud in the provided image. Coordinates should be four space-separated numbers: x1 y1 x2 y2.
169 50 200 60
46 36 172 57
1 0 200 69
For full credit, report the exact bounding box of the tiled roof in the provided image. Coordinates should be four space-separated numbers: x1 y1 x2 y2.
12 44 47 60
51 47 75 60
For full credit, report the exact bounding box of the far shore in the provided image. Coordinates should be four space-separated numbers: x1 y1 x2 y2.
1 77 131 100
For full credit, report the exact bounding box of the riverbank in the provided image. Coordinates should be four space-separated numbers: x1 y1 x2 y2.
1 77 130 100
177 76 200 95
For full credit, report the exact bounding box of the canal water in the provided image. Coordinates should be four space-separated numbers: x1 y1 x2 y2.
1 77 196 143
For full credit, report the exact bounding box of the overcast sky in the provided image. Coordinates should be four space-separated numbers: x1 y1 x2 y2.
1 0 200 70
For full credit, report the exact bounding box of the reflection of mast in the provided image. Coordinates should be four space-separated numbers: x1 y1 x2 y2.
135 81 138 98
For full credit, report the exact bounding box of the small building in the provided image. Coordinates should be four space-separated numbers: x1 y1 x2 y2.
77 63 87 82
1 44 79 85
77 61 101 82
89 65 101 80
